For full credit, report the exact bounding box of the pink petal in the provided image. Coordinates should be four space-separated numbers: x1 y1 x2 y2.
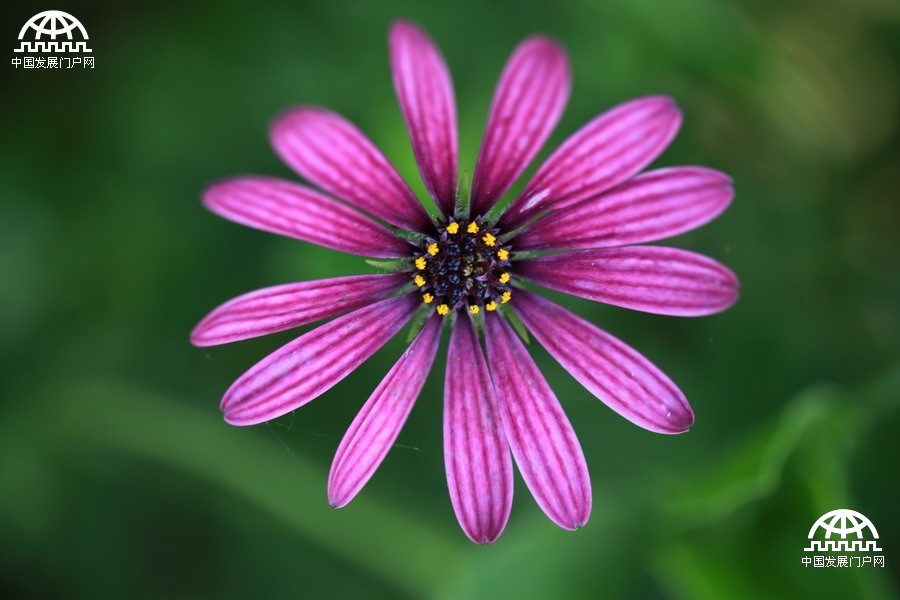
484 313 591 530
221 294 418 426
469 37 571 218
203 176 411 258
191 273 407 347
516 246 739 317
444 316 513 543
270 107 431 232
515 167 733 251
328 315 442 508
499 96 683 230
512 290 693 433
389 21 458 215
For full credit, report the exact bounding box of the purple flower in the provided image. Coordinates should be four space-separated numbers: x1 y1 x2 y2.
192 21 738 543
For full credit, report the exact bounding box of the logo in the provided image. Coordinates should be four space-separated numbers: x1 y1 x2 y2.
11 10 94 70
802 509 885 568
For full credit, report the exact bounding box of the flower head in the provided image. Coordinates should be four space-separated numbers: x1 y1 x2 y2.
192 20 739 543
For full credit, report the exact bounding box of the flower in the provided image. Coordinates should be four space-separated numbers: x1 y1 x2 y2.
192 20 739 543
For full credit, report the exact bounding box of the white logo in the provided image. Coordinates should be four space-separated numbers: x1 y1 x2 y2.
802 509 885 568
11 11 94 70
805 508 882 552
15 10 92 53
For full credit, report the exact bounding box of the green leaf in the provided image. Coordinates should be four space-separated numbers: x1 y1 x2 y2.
660 385 837 528
405 302 435 343
649 368 900 600
501 305 530 344
393 228 428 244
364 258 408 272
454 171 471 220
13 380 464 599
498 209 552 243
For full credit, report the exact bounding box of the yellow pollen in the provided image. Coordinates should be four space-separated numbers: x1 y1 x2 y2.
501 291 512 304
482 233 496 247
485 301 498 312
498 272 511 283
468 304 480 315
414 275 426 287
446 221 459 234
422 293 434 304
497 248 509 261
467 222 479 234
427 243 440 256
436 304 450 316
414 256 427 270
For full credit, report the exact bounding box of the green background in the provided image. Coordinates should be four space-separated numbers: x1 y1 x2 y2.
2 0 899 598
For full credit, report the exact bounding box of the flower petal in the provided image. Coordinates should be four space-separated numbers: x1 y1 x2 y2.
512 290 693 433
516 246 739 317
270 107 432 232
191 273 407 347
389 21 458 215
328 314 442 508
221 294 418 426
203 176 411 257
484 313 591 530
514 167 733 251
470 37 570 218
499 96 683 230
444 315 513 543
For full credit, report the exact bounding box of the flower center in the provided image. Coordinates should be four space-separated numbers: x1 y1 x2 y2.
411 219 513 315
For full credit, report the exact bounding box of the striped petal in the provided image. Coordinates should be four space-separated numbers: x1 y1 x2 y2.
270 107 432 232
221 294 418 426
516 246 739 317
445 315 513 543
514 167 733 251
390 21 458 215
512 290 693 433
203 176 411 257
470 37 570 218
484 313 591 530
499 96 683 230
191 273 407 347
328 315 442 508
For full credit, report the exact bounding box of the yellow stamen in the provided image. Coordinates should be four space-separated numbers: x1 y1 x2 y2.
485 301 498 312
467 222 479 234
446 221 460 234
436 304 450 316
498 272 510 283
497 248 509 261
468 304 480 315
427 243 440 256
501 291 512 304
422 293 434 304
482 233 496 247
414 275 426 287
414 256 427 270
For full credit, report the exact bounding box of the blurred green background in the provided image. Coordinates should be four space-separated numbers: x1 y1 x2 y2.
2 0 899 598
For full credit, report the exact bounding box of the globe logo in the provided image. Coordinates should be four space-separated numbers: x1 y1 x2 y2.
804 509 882 552
14 10 92 54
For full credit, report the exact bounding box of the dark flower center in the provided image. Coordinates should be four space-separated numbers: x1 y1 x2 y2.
411 219 513 315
